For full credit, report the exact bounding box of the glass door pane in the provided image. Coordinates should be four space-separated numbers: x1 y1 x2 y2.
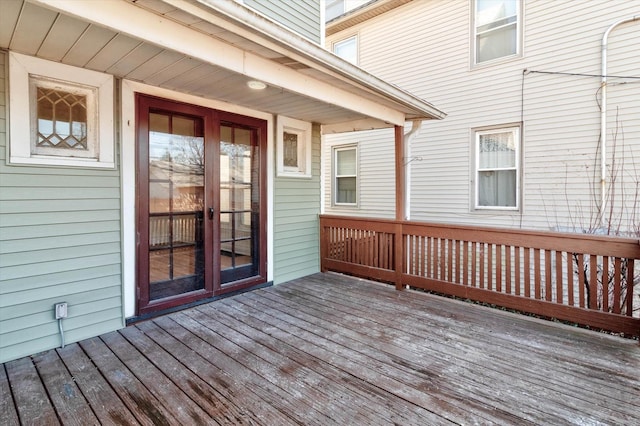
220 125 260 284
148 112 205 300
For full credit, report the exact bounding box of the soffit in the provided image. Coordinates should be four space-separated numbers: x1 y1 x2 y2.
1 0 442 131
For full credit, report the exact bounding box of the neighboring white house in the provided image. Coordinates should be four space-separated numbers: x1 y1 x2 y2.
323 0 639 236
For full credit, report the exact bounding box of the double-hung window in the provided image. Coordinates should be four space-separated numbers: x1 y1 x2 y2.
474 0 521 64
334 145 358 206
475 126 520 209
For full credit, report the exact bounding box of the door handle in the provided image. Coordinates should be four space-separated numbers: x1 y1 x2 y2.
208 207 214 220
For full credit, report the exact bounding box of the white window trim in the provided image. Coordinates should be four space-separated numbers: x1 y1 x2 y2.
276 115 312 178
333 144 358 207
8 52 115 168
472 0 523 67
474 125 520 211
332 34 358 65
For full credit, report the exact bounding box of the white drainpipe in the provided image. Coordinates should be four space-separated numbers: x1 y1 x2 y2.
600 15 639 226
403 121 423 220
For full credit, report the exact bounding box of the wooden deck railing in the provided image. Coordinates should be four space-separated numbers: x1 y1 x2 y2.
320 215 640 336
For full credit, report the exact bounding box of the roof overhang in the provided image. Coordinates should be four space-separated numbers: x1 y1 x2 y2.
2 0 444 133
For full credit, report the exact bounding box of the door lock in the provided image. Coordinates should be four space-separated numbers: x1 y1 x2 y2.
208 207 214 220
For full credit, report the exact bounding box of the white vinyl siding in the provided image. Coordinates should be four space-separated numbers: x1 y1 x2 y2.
325 0 640 233
323 128 395 218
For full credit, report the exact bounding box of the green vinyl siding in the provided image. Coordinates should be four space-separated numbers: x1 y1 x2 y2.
273 123 321 284
0 51 123 363
244 0 321 44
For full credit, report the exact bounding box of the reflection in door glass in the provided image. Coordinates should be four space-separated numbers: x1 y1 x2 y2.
220 125 260 284
148 112 205 300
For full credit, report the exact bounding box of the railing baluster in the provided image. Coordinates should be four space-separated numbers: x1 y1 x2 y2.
602 256 609 312
534 248 541 300
567 253 574 306
577 254 585 308
417 235 423 276
496 244 502 293
487 244 493 291
477 243 484 289
589 254 598 310
505 245 511 294
463 240 469 285
447 239 453 282
471 241 477 287
545 250 552 302
613 257 621 314
625 258 634 317
524 247 531 298
515 246 521 296
556 250 563 304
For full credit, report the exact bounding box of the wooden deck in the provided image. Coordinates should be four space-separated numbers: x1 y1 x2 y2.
2 272 639 425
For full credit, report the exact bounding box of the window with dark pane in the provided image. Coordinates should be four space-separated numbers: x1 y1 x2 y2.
36 87 88 150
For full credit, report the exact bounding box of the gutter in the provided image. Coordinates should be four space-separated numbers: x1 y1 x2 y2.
600 15 639 226
193 0 446 121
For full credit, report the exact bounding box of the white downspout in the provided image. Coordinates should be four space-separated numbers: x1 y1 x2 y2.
600 15 640 226
403 121 423 220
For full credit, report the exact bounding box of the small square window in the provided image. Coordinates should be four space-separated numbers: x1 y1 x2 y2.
31 77 98 159
277 116 312 178
8 52 114 168
333 35 358 65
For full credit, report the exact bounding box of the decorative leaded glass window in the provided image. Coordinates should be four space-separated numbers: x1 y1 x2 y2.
9 51 114 168
277 115 311 178
283 132 299 168
36 87 88 150
29 76 98 160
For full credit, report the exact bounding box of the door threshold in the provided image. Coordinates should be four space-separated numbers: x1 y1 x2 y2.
126 281 273 325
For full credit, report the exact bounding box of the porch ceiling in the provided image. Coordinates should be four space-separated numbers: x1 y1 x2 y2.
0 0 445 132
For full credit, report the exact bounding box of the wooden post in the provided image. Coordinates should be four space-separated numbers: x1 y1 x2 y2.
394 125 405 290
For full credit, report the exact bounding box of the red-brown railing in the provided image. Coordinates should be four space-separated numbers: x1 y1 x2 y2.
320 215 640 336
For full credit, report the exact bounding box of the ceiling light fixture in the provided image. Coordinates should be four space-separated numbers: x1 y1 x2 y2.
247 80 267 90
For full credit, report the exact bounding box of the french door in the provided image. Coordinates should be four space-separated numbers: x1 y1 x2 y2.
136 95 266 314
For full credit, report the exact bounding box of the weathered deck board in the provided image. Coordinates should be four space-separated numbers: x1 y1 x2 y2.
31 350 98 426
296 276 640 417
264 277 635 424
2 272 639 425
56 343 140 425
0 365 20 426
5 357 60 425
133 319 292 425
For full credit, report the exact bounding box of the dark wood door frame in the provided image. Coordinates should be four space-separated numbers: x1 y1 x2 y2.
136 95 267 315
